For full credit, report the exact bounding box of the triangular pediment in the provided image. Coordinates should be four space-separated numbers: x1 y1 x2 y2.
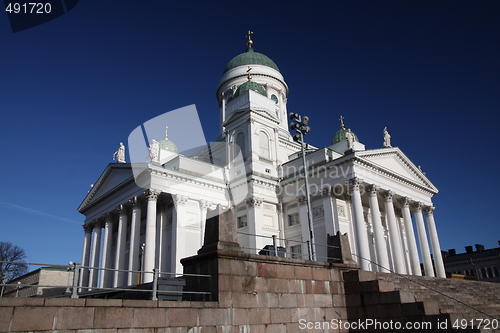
356 148 438 192
78 163 135 212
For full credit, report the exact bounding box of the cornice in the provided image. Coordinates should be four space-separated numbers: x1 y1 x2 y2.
148 167 227 192
349 157 437 196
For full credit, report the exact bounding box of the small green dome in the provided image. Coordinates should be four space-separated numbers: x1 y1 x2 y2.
234 80 267 98
223 48 280 74
332 128 359 145
158 138 178 153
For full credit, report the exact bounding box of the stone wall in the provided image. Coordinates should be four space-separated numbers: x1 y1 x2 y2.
0 250 359 333
1 250 500 332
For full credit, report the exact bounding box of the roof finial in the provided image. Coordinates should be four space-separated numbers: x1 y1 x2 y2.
246 30 254 49
246 66 252 81
165 125 169 139
339 115 345 130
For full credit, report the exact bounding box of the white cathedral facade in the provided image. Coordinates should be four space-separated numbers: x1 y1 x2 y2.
77 35 446 289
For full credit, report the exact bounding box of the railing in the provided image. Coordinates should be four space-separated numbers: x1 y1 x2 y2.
0 261 211 301
235 231 340 262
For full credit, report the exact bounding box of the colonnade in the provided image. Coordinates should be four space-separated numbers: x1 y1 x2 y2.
348 178 444 277
79 189 211 290
297 178 445 278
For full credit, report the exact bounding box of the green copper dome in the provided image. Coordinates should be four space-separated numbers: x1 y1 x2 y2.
332 128 359 145
234 80 267 98
158 138 178 153
223 48 280 74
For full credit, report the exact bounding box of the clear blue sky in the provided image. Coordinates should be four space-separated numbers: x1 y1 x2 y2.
1 1 499 267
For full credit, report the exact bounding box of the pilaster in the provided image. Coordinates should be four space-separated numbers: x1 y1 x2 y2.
246 196 263 254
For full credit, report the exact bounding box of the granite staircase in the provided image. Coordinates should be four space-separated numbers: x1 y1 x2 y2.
344 270 500 333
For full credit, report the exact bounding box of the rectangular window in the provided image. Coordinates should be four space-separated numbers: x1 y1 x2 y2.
237 215 248 228
290 245 302 259
288 213 299 226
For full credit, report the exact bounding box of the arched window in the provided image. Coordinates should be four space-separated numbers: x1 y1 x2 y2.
481 267 487 278
494 266 500 277
259 132 270 159
236 132 245 157
487 267 493 278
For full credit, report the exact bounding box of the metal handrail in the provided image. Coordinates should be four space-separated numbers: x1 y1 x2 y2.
0 261 211 300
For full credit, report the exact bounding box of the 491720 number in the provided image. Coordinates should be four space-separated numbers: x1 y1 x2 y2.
5 3 52 14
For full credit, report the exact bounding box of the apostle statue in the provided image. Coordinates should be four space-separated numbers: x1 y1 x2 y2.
149 139 160 163
113 142 126 163
345 129 355 150
383 127 392 147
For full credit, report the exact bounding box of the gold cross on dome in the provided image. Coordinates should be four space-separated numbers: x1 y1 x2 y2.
339 115 345 130
246 31 254 48
246 66 252 81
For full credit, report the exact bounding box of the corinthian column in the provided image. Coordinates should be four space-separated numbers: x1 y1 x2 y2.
80 223 93 289
143 189 161 283
414 202 434 277
400 197 421 275
367 185 390 273
100 213 114 288
383 191 406 274
88 219 103 289
171 194 188 275
128 197 141 285
113 205 128 287
424 206 446 278
199 200 210 246
349 178 371 271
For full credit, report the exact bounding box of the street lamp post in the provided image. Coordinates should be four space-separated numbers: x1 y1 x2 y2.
289 112 316 261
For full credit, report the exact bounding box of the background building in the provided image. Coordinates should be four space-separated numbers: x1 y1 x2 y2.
444 242 500 283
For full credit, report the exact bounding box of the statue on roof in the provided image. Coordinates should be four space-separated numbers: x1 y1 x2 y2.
345 129 355 149
113 142 126 163
383 127 392 147
149 139 160 163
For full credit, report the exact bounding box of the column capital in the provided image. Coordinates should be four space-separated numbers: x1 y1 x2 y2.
144 189 161 201
246 197 263 207
173 194 189 206
412 201 423 212
424 206 435 215
297 195 307 206
383 190 394 202
116 204 128 215
104 212 114 222
367 184 379 196
399 196 411 208
348 177 363 191
129 196 141 208
199 199 211 210
83 223 93 232
322 186 331 197
92 219 104 229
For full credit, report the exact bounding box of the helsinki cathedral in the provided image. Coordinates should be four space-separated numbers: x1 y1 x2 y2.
77 32 446 289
